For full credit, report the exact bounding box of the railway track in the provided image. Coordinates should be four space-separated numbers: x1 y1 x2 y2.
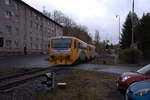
0 65 71 92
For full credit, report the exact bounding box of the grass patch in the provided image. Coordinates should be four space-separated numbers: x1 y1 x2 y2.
36 70 123 100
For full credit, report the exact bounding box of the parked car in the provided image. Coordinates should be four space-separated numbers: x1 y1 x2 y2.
126 80 150 100
117 64 150 92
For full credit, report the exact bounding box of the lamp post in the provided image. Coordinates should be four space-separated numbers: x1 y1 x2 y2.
116 15 121 47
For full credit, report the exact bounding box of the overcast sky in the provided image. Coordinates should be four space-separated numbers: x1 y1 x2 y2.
23 0 150 44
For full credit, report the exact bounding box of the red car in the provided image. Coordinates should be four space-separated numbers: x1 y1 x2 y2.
117 64 150 92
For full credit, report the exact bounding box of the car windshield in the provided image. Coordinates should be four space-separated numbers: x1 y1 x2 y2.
51 38 72 49
137 64 150 74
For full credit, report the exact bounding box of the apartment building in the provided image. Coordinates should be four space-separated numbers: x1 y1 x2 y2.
0 0 63 55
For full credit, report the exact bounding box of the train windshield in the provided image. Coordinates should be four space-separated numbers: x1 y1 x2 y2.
51 38 72 49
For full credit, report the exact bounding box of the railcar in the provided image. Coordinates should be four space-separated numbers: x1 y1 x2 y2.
49 36 95 65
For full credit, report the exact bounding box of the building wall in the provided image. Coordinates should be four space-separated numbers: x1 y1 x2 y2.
0 0 63 55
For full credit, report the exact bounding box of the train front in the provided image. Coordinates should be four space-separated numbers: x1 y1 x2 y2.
49 37 73 65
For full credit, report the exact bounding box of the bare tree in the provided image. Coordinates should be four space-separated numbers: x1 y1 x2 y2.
94 30 100 43
43 9 93 43
42 6 51 18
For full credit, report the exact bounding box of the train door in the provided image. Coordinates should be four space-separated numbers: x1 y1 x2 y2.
74 40 78 51
73 40 78 60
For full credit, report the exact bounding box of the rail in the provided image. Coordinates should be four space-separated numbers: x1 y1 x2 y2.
0 65 70 92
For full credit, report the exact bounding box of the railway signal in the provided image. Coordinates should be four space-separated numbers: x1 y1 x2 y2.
42 72 55 91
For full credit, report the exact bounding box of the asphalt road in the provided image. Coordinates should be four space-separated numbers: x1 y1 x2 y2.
74 64 141 74
0 55 142 74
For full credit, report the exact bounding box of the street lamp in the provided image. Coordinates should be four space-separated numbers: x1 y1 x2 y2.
116 15 121 47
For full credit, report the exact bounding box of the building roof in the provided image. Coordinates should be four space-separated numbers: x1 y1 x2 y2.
16 0 63 28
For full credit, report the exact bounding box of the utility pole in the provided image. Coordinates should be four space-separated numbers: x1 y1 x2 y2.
131 0 135 48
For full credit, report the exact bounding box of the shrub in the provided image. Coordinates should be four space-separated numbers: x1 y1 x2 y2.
119 48 142 64
95 42 104 54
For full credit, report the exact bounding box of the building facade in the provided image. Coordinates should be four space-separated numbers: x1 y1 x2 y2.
0 0 63 55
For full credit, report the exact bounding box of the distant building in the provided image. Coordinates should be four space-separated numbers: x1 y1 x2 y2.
0 0 63 55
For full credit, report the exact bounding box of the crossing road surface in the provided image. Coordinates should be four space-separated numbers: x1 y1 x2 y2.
0 55 142 74
75 64 141 74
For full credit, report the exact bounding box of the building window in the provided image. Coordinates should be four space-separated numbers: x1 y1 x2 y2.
0 31 3 35
15 18 19 23
5 40 12 48
0 37 4 47
48 21 50 25
48 28 50 33
39 44 41 49
6 25 12 33
5 11 13 18
40 25 42 31
5 0 11 5
14 40 19 48
30 43 32 49
36 23 38 30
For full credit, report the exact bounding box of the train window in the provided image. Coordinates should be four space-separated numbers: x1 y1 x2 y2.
51 38 72 48
78 43 81 48
80 44 86 49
